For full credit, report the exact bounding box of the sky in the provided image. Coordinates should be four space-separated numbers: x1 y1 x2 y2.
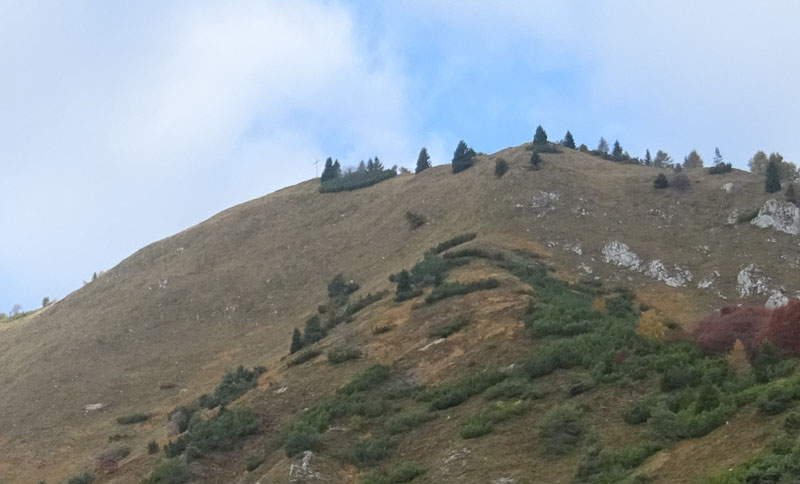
2 0 799 313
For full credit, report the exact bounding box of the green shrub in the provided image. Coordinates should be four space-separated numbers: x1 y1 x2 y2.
320 169 396 193
285 424 322 457
348 438 390 467
417 370 508 411
784 411 800 433
567 375 595 396
405 211 426 229
394 289 423 302
116 413 150 425
660 365 702 391
758 385 797 415
623 398 658 425
340 364 391 395
484 377 541 401
147 440 159 454
460 400 526 439
494 158 508 177
164 407 260 458
538 406 585 454
345 291 388 317
201 365 266 408
372 323 393 334
328 345 362 364
442 248 505 261
576 443 661 484
141 458 189 484
66 472 94 484
383 411 436 435
359 463 425 484
245 454 265 471
424 278 500 304
432 233 477 253
736 208 760 224
288 348 322 367
428 317 469 339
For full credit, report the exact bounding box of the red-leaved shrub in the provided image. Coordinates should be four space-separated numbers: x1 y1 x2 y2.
692 305 770 356
761 300 800 356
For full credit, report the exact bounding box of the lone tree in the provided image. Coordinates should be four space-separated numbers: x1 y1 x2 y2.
533 125 548 146
713 147 723 165
320 157 336 181
683 150 704 169
644 149 652 166
653 150 672 168
531 150 542 169
415 147 431 173
396 269 412 296
494 158 508 177
766 159 782 193
597 137 609 155
611 140 624 161
303 315 325 346
452 140 477 173
290 328 304 354
749 151 769 174
562 131 576 149
653 173 669 189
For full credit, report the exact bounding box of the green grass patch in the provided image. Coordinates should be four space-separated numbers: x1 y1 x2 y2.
116 413 150 425
328 345 362 364
428 317 470 339
340 364 391 395
460 400 527 439
383 411 436 435
424 278 500 304
416 370 508 411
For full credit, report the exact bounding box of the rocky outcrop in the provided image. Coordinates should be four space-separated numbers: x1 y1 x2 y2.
751 199 800 235
644 260 693 288
602 241 641 271
765 290 790 310
737 264 770 298
289 451 320 483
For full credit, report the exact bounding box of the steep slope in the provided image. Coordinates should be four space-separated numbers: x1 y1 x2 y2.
0 144 797 483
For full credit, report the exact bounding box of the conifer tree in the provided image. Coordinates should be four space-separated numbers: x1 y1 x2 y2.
653 173 669 189
531 151 542 169
290 328 304 354
612 140 623 160
396 269 412 296
749 151 769 174
332 160 341 178
644 149 652 166
766 159 782 193
452 140 477 173
303 315 325 345
713 147 723 165
415 147 431 173
372 156 384 171
320 157 335 181
357 160 367 172
533 125 548 146
683 150 704 169
562 130 576 149
727 339 751 375
653 150 672 168
597 137 609 154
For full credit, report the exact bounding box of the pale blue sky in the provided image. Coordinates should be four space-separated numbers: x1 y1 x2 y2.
2 1 799 312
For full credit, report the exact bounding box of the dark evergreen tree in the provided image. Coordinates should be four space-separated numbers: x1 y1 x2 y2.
366 158 374 171
372 156 384 171
644 149 652 166
396 269 412 296
332 160 342 178
320 157 335 181
562 130 576 149
328 273 358 299
533 125 548 146
452 140 477 173
683 150 704 169
597 137 609 154
290 328 304 354
653 150 672 168
415 147 431 173
494 158 508 177
357 160 367 172
766 159 782 193
531 151 542 169
303 315 325 345
653 173 669 189
713 147 723 165
612 140 623 160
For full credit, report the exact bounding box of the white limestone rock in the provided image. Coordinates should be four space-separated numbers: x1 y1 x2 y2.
737 264 770 297
602 241 641 271
752 199 800 235
644 260 693 288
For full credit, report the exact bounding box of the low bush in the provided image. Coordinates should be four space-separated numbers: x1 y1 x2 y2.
460 400 526 439
671 173 691 191
344 291 388 318
432 233 477 253
141 458 189 484
147 440 159 454
736 208 760 224
288 348 322 367
424 278 500 304
164 407 260 458
653 173 669 189
66 473 95 484
538 406 586 454
372 323 393 334
95 445 130 472
245 454 266 472
348 438 391 467
758 384 798 416
762 300 800 356
484 377 541 401
494 158 508 177
708 162 733 174
339 364 391 395
285 424 322 457
692 305 769 356
416 370 507 410
428 317 469 339
442 247 505 261
576 443 661 484
201 365 266 408
359 463 425 484
320 169 396 193
394 289 423 302
328 345 361 364
405 211 426 229
116 413 150 425
383 411 436 435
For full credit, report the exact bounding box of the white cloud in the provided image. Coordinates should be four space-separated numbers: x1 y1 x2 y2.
0 0 412 310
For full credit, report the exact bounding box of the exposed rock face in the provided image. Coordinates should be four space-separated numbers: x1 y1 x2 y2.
697 271 720 289
289 451 320 483
751 199 800 235
722 182 734 193
726 210 739 225
644 260 693 288
602 241 641 271
737 264 770 297
766 290 790 310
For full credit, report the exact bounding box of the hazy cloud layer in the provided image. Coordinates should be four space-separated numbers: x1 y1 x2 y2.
2 1 799 310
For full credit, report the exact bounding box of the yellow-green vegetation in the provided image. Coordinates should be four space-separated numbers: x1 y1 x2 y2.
427 316 470 339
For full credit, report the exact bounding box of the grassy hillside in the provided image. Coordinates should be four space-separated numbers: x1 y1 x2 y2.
0 144 798 483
